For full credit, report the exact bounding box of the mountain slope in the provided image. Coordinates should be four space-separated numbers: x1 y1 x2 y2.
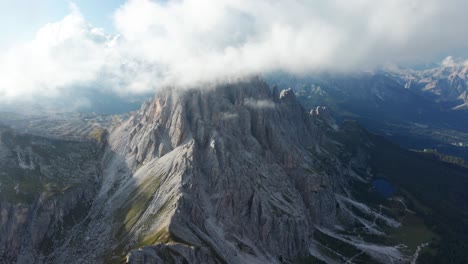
0 126 102 263
103 78 348 263
2 78 468 264
74 78 433 264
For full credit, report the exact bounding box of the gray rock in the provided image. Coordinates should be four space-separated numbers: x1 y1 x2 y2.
102 79 348 263
0 78 408 264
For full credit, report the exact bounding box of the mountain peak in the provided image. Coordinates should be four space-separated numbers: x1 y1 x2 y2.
279 87 296 102
98 78 350 263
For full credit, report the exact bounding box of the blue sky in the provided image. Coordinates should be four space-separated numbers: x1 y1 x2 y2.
0 0 123 48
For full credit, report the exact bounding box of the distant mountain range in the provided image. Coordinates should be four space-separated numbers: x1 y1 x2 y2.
267 61 468 160
386 59 468 110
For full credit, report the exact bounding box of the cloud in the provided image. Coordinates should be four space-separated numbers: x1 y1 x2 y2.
2 0 468 103
220 112 239 120
244 98 276 109
0 4 111 101
441 56 468 68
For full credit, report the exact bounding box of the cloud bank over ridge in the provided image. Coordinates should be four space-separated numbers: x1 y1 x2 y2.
1 0 468 103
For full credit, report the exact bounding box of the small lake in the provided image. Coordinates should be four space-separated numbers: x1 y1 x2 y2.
372 178 395 198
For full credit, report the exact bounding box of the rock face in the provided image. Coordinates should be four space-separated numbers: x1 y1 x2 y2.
93 78 353 263
0 188 95 263
1 78 413 264
0 127 101 263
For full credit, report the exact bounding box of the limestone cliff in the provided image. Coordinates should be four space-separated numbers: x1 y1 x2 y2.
1 79 415 264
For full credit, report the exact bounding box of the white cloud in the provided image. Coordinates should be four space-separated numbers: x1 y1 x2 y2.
1 0 468 103
442 56 456 67
220 112 238 120
244 98 275 109
0 4 111 100
441 56 468 68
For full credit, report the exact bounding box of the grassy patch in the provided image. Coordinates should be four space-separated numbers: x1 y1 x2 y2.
135 227 172 249
113 170 178 259
89 128 108 144
390 213 434 252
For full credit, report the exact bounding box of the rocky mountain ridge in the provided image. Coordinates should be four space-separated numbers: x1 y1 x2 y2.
92 78 417 263
0 127 101 263
1 78 457 264
103 78 349 263
386 59 468 109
